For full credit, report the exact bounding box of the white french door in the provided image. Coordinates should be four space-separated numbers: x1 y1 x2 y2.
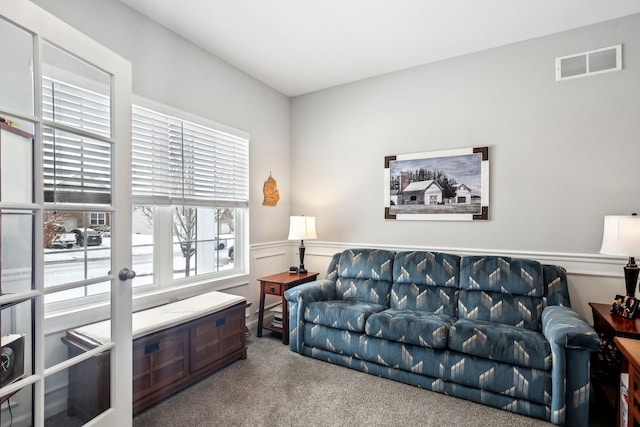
0 2 132 426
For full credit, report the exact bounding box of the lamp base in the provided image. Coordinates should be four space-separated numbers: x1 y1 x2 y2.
624 257 640 297
298 268 308 275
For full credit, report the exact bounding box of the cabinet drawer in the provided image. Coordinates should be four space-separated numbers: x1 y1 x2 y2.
133 328 187 401
263 282 283 295
190 306 245 373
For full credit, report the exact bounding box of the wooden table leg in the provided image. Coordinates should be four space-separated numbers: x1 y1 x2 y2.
281 293 288 345
257 282 266 337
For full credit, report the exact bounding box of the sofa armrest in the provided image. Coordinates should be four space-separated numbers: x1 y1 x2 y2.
285 279 336 353
542 305 601 351
285 279 336 304
542 305 602 426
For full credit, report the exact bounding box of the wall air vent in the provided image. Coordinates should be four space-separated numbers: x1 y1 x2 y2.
555 44 622 81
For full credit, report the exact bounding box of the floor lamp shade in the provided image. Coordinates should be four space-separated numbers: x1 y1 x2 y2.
288 216 317 274
600 215 640 296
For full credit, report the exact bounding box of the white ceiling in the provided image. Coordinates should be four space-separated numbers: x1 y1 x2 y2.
120 0 640 97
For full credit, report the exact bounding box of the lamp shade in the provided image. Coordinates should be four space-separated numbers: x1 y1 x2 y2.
600 215 640 256
288 216 317 241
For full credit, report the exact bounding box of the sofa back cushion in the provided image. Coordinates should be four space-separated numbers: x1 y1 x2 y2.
458 256 544 330
391 251 460 316
335 249 395 305
543 264 571 307
325 252 341 282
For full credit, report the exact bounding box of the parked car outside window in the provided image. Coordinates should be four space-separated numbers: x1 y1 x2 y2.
49 226 76 249
71 228 103 246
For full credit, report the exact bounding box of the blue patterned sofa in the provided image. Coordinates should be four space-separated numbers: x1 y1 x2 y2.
285 249 601 426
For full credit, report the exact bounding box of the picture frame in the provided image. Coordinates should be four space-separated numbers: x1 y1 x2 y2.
384 146 489 221
611 294 639 319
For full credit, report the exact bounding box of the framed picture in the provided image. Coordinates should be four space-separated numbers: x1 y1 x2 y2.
611 294 639 319
384 146 489 221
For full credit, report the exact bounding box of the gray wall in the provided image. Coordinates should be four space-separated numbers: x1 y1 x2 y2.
33 2 640 316
35 0 293 245
291 14 640 255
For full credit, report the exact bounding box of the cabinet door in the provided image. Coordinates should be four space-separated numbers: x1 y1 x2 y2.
133 329 187 402
190 306 245 373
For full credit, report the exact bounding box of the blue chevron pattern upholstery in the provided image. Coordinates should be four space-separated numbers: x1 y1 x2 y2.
543 264 571 307
459 256 544 330
305 300 386 332
335 249 395 305
391 251 460 315
284 249 602 426
365 309 454 349
449 318 551 370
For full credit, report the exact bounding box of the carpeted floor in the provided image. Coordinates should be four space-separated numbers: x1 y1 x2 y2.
130 330 614 427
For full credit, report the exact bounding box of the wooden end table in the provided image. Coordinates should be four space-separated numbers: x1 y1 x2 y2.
257 271 318 345
614 337 640 427
589 302 640 424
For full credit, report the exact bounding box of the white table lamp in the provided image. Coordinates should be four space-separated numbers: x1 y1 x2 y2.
288 216 317 274
600 214 640 297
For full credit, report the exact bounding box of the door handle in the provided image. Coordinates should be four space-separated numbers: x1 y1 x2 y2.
118 267 136 281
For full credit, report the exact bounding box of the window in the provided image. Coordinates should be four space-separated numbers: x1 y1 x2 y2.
41 76 249 307
131 104 249 290
90 212 107 226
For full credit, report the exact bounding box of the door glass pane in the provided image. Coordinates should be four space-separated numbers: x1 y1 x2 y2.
0 383 33 427
41 41 111 138
44 289 111 368
1 211 33 295
0 126 33 203
43 210 110 290
132 206 153 287
0 299 33 387
45 363 110 424
43 128 112 205
0 18 34 116
44 282 110 306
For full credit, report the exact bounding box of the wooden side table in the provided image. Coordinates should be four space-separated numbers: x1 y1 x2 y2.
615 337 640 427
257 271 318 345
590 302 640 422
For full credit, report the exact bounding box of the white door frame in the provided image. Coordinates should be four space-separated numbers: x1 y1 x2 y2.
0 2 133 426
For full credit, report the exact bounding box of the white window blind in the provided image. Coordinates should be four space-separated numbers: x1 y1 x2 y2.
132 105 249 208
42 76 112 204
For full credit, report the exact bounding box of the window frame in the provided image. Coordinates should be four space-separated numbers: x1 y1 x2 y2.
129 96 249 294
43 93 249 317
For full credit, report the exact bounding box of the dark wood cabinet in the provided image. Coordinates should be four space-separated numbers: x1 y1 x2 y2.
590 302 640 425
615 337 640 427
63 294 247 421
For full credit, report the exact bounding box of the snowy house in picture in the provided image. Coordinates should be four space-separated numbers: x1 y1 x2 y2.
453 183 472 204
401 180 443 205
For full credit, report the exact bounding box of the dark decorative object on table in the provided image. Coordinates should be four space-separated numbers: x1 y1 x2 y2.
612 294 639 319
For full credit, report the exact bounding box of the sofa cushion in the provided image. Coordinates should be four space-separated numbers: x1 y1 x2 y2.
459 256 544 330
335 249 395 305
391 251 460 316
449 318 552 371
304 301 386 332
365 309 454 349
543 264 571 307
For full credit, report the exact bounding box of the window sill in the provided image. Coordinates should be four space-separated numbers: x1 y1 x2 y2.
43 272 250 335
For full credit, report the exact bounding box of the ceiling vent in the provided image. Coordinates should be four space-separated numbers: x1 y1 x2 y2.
555 44 622 81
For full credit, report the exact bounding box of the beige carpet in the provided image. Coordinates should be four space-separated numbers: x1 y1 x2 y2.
131 330 611 427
